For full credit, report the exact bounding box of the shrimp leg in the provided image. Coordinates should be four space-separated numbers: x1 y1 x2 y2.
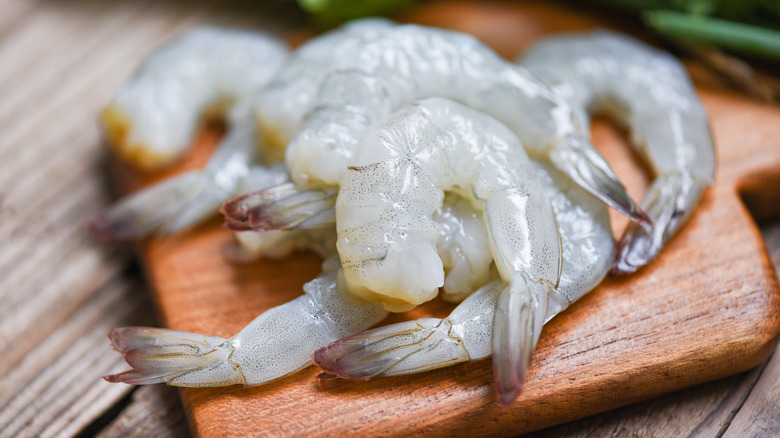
104 257 388 387
519 31 715 274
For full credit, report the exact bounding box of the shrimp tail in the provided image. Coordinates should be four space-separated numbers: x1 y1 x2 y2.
311 318 471 379
551 135 652 226
312 279 502 379
103 327 245 387
492 274 548 406
105 270 388 388
612 173 707 274
89 171 231 241
221 183 337 232
89 112 285 241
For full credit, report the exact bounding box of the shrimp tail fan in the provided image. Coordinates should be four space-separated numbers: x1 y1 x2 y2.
89 170 230 241
221 183 337 232
613 173 707 274
103 327 245 387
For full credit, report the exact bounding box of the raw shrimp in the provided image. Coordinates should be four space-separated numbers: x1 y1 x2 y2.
254 19 647 225
91 105 291 239
103 26 288 170
104 255 388 387
93 21 392 240
330 97 561 404
92 27 290 239
313 155 614 406
518 31 715 274
104 192 500 387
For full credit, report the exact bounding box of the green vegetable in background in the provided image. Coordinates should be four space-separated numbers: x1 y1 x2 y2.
297 0 415 27
593 0 780 63
294 0 780 101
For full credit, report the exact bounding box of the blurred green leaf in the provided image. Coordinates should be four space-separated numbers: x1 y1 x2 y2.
644 10 780 61
297 0 416 27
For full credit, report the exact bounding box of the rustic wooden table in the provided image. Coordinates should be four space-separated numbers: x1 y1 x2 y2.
1 0 778 437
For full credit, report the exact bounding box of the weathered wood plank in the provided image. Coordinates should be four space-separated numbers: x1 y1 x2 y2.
0 1 304 437
0 0 183 380
0 0 288 384
719 225 780 438
96 386 191 438
719 350 779 437
0 275 151 438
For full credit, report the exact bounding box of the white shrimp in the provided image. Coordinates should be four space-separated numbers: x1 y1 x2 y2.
104 255 389 387
103 191 500 387
92 28 290 239
518 31 715 274
103 26 288 170
330 97 561 404
253 19 647 226
312 154 614 406
434 196 494 303
93 22 393 240
91 105 291 239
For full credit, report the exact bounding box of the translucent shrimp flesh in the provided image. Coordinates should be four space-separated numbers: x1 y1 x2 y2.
330 97 562 404
313 154 614 406
518 31 716 274
90 105 290 240
256 19 647 225
103 192 501 387
103 26 288 170
104 255 388 387
92 27 289 239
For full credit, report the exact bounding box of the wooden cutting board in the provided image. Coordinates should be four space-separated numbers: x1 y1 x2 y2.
115 1 780 436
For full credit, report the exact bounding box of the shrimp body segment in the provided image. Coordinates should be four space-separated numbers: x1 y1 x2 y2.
93 27 291 240
104 190 506 387
519 31 715 273
332 97 560 404
105 256 389 387
336 97 561 311
314 153 614 405
257 20 645 223
91 106 291 240
103 27 288 170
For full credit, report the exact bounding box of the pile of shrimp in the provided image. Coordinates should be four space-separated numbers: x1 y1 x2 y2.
93 21 715 406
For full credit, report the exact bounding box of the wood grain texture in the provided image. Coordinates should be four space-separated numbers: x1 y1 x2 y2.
0 1 302 437
105 2 780 436
531 222 780 438
1 0 778 436
96 385 190 438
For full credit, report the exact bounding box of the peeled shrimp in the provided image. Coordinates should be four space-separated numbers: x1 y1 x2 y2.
104 254 389 387
103 191 501 387
519 31 715 273
313 154 614 406
91 105 290 239
258 19 646 225
92 27 290 239
331 97 561 404
103 26 288 170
